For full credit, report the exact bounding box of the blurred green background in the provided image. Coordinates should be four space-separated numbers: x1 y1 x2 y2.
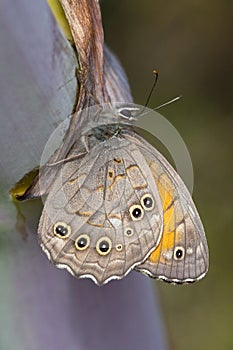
102 1 233 350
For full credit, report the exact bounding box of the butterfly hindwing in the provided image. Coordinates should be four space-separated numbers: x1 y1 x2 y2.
124 131 209 283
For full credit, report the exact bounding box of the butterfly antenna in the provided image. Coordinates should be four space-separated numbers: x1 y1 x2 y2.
144 69 159 108
154 95 182 110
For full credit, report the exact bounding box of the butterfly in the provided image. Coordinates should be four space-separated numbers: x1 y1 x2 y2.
19 103 209 285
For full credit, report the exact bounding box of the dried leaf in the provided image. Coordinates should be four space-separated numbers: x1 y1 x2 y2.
60 0 107 106
17 0 133 200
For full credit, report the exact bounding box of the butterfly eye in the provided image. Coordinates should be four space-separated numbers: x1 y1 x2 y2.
75 234 90 251
124 227 134 236
119 109 132 119
174 246 185 260
53 222 71 239
141 194 154 211
96 237 112 256
118 107 140 120
129 205 144 221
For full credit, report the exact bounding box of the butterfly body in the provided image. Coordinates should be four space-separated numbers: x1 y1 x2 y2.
38 104 208 285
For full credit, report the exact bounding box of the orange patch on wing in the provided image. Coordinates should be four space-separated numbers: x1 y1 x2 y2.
149 204 175 264
148 171 177 264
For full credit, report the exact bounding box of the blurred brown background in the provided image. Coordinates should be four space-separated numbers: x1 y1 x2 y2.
102 1 233 349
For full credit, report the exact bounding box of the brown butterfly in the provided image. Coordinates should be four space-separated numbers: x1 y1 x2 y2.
19 103 208 285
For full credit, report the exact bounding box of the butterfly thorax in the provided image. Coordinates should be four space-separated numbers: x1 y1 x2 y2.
79 104 139 149
85 123 132 149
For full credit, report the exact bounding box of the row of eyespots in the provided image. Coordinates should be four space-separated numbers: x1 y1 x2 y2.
129 193 154 221
53 223 122 256
53 223 186 260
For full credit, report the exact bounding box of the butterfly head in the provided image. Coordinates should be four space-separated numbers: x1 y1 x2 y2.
116 106 141 122
80 103 141 136
94 104 141 125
